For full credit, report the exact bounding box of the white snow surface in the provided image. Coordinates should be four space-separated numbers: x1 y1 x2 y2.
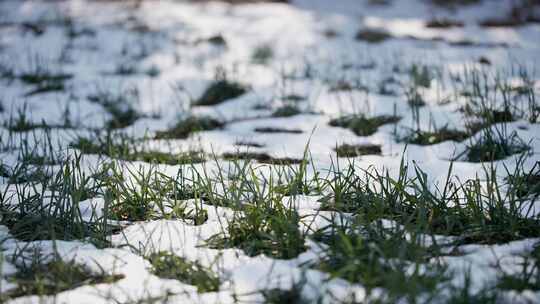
0 0 539 303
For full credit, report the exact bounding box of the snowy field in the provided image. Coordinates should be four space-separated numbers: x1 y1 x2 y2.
0 0 540 303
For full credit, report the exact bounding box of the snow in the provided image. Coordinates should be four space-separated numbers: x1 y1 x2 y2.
0 0 539 303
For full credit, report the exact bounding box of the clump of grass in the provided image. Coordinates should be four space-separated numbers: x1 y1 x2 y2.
368 0 392 5
319 158 540 245
401 127 469 145
20 22 45 35
377 77 399 96
479 18 524 28
430 0 480 7
0 156 117 244
410 64 432 88
103 166 158 221
154 115 223 139
70 133 136 159
24 81 66 96
145 65 160 78
205 160 309 258
254 127 303 134
70 137 107 155
273 153 319 197
463 107 515 134
0 163 9 178
329 114 401 136
506 162 540 199
70 135 129 157
3 254 123 300
4 105 72 132
147 252 220 293
328 79 361 92
19 69 72 96
479 57 491 65
261 278 310 304
0 209 91 242
272 105 301 117
71 135 206 165
66 23 96 39
334 143 382 158
88 88 141 129
0 60 15 81
207 202 306 259
194 76 247 106
200 34 227 47
314 220 448 302
355 28 392 43
104 164 207 224
131 150 206 166
463 128 530 162
19 153 60 167
0 162 50 184
108 63 138 76
456 68 533 132
282 94 305 102
262 289 309 304
318 164 379 213
6 114 46 132
252 44 274 64
425 18 464 28
234 141 265 148
222 152 303 165
405 86 426 107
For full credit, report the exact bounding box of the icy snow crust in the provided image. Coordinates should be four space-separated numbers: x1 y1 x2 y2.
0 0 539 303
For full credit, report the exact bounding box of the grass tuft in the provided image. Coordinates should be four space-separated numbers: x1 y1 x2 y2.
334 144 382 157
147 252 220 293
425 18 464 28
19 70 72 96
71 135 205 165
355 28 392 43
88 88 141 129
234 141 265 148
0 156 118 245
463 128 530 162
104 164 207 224
206 171 307 260
506 162 540 199
272 105 302 117
254 127 303 134
155 115 223 139
401 128 469 145
195 80 247 106
329 114 401 136
319 158 540 245
252 44 274 65
261 278 310 304
222 152 303 165
314 220 448 302
3 254 123 300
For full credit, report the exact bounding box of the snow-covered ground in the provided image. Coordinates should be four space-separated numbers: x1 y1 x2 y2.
0 0 539 303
